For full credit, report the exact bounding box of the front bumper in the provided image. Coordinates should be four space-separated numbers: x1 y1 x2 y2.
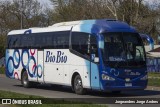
101 79 148 91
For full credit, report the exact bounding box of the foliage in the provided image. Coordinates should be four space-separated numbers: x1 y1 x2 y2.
0 67 5 74
50 0 160 44
0 35 6 58
0 0 51 56
0 0 160 56
0 0 50 30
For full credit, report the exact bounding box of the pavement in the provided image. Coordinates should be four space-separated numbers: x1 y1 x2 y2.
0 74 160 107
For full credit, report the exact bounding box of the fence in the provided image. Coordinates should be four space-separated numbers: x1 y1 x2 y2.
147 58 160 72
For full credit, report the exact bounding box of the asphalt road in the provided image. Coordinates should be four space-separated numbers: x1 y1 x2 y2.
0 75 160 107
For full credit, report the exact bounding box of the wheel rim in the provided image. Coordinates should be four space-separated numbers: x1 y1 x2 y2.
75 78 82 91
23 73 28 85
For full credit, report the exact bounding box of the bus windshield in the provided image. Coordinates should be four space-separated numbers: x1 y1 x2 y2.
102 32 146 68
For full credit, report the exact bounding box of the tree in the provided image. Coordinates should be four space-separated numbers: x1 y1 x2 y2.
0 0 50 56
0 0 49 32
50 0 113 22
49 0 159 44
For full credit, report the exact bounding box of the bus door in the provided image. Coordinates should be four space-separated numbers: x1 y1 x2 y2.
90 61 100 89
37 49 44 82
90 35 100 90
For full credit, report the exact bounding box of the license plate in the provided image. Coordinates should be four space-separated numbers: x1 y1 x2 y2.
125 83 132 87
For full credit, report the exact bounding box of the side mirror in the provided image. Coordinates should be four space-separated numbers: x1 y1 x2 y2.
91 54 99 63
94 57 99 63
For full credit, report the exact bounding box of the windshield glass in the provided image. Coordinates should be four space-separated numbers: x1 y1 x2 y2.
102 32 146 68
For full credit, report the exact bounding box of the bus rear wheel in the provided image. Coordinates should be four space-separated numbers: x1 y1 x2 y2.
73 75 86 95
21 71 31 88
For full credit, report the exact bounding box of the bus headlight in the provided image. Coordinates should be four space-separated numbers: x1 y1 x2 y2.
102 74 115 81
140 75 148 80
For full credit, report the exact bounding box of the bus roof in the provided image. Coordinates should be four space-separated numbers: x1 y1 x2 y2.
8 19 137 35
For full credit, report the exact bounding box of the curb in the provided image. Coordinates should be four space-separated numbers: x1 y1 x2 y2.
147 86 160 91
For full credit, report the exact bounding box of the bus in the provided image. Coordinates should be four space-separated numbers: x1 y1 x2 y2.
6 19 147 94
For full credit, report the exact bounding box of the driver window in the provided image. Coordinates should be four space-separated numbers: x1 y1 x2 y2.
71 32 98 60
90 36 98 57
71 32 90 58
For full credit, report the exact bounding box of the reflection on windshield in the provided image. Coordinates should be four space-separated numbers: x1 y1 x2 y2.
102 33 146 67
103 33 125 61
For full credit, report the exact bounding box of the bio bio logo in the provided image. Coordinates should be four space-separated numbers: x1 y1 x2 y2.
45 51 67 63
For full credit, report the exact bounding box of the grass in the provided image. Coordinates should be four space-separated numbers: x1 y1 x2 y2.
148 78 160 87
148 72 160 87
0 90 107 107
0 90 41 98
148 72 160 78
0 66 5 74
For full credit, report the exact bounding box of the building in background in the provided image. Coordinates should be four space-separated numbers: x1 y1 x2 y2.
145 45 160 72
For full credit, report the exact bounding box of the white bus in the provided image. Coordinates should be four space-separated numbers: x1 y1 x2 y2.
6 19 147 94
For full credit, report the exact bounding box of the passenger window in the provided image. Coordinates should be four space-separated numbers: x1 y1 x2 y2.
71 32 89 56
7 31 70 49
71 32 98 59
8 35 21 49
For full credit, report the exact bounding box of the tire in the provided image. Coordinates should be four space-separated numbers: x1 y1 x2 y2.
73 75 86 95
21 71 31 88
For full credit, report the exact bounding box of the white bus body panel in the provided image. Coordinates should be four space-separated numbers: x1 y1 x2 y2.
43 49 91 88
6 49 91 89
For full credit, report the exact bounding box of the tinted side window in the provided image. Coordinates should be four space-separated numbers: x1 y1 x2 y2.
7 35 21 49
34 33 52 48
21 34 35 48
7 31 70 49
53 32 69 49
71 32 90 56
7 35 12 48
35 32 69 49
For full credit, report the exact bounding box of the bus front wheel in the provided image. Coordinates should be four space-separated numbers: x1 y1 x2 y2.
21 71 31 88
73 75 86 95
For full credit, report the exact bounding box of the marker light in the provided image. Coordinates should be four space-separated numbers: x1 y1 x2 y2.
102 74 115 81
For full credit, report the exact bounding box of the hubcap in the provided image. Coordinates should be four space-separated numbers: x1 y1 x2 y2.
75 79 82 90
23 74 28 85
